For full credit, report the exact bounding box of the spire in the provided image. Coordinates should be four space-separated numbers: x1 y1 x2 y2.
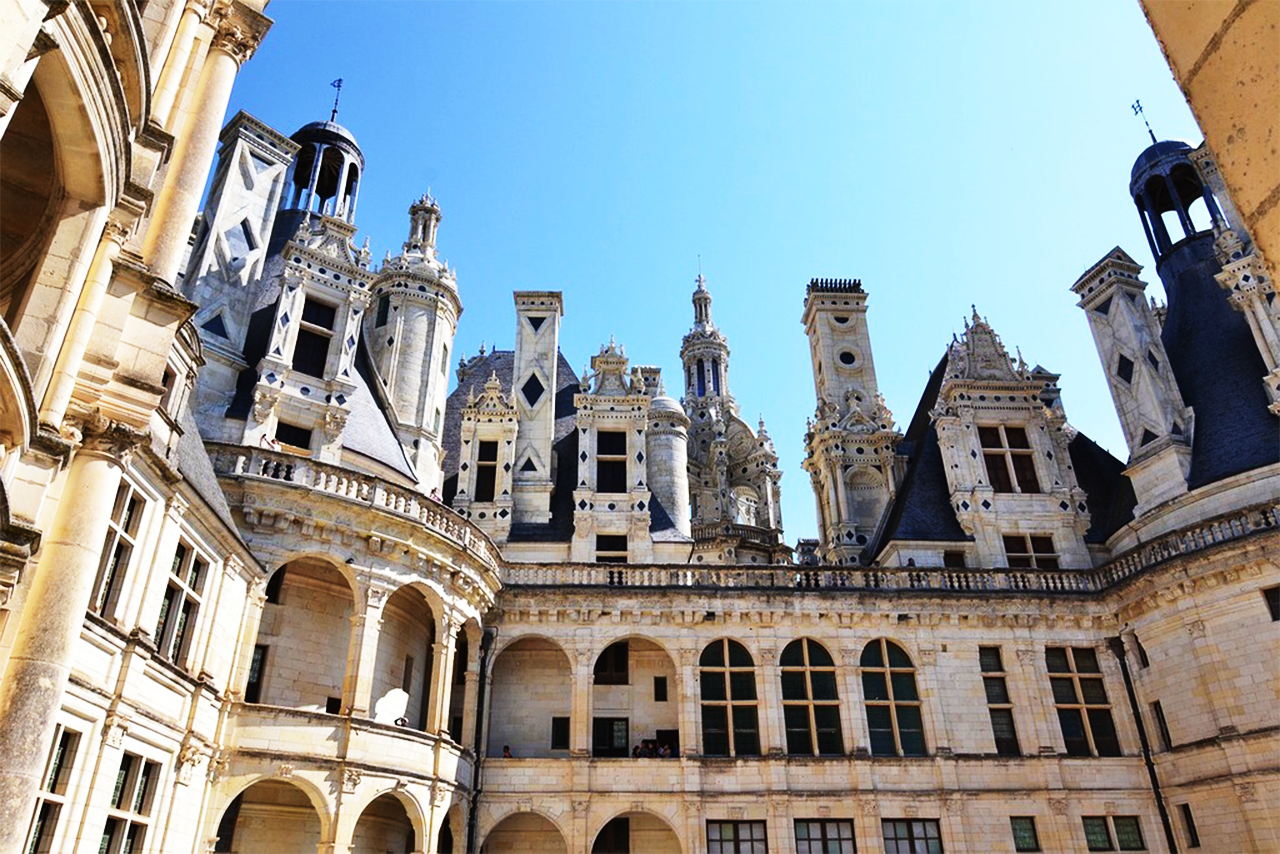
692 272 713 326
1131 99 1157 145
330 78 343 123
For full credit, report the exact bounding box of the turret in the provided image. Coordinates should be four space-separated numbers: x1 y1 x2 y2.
801 278 897 564
681 275 731 404
282 120 364 223
366 192 461 490
646 388 691 537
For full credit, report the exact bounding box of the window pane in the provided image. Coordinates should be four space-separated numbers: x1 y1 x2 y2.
781 671 808 700
1004 427 1030 449
1083 818 1113 851
1045 647 1071 672
700 642 725 667
291 328 330 377
885 642 912 668
984 676 1010 704
1058 709 1090 756
780 641 806 667
990 708 1020 756
1051 678 1079 704
810 671 838 700
978 426 1003 448
727 641 754 667
702 706 729 756
859 642 884 668
701 671 727 701
890 672 919 701
1113 817 1144 851
985 454 1014 492
729 671 757 701
1088 708 1122 756
1079 678 1109 705
1011 817 1039 852
1012 455 1041 492
862 672 889 701
1073 648 1101 673
979 647 1003 672
1029 535 1054 555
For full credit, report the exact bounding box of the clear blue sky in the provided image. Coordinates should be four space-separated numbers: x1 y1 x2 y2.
224 1 1202 542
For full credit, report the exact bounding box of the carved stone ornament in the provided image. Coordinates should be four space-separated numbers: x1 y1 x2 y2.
210 3 266 66
342 767 362 793
252 388 280 423
178 745 203 785
207 750 230 782
277 763 294 778
323 406 348 441
67 412 147 463
103 715 128 747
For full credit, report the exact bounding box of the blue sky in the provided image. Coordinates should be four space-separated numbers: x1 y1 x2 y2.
224 1 1202 542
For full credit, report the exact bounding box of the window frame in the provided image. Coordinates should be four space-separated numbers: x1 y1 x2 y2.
794 819 855 854
1046 646 1121 757
881 818 943 853
595 430 629 494
978 424 1041 494
979 646 1020 756
92 480 147 619
1010 817 1041 852
780 638 844 756
155 540 208 668
594 641 629 686
860 638 926 757
595 534 628 564
1002 534 1059 570
26 725 81 854
699 639 761 757
1082 816 1146 851
291 296 337 378
707 820 767 854
473 440 498 503
99 752 161 854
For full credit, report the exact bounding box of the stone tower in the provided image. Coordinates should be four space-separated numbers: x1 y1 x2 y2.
366 192 462 490
801 278 898 564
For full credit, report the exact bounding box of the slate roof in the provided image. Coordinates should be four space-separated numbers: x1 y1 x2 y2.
867 354 971 559
176 402 238 532
1157 236 1280 488
868 352 1138 560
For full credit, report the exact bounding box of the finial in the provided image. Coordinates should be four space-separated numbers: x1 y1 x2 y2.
1132 99 1157 145
478 340 486 356
330 78 344 123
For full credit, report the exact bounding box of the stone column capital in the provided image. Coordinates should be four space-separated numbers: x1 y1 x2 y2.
208 0 269 66
65 412 147 464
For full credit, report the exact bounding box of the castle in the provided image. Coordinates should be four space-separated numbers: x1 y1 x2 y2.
0 2 1276 853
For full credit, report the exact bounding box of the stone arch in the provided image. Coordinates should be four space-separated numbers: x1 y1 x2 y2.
844 467 887 531
211 776 331 853
252 556 356 711
488 635 572 757
481 810 567 854
437 803 467 854
590 809 683 854
349 790 422 854
371 584 437 728
590 635 681 757
446 618 484 742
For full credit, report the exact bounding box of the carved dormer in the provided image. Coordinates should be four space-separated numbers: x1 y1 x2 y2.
247 214 374 464
570 340 653 563
932 310 1091 569
453 372 518 542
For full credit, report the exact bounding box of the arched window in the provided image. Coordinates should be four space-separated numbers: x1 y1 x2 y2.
696 359 706 397
780 639 843 755
860 639 925 756
699 639 760 756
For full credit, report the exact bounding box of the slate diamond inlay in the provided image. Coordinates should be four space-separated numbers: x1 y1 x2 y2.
521 374 545 406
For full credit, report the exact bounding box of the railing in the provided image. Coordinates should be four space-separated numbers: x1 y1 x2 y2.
208 444 502 572
691 522 781 547
507 501 1280 594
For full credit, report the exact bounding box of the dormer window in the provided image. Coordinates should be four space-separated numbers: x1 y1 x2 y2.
1003 534 1058 569
596 431 628 493
292 298 336 378
979 425 1041 493
474 440 498 502
275 421 313 454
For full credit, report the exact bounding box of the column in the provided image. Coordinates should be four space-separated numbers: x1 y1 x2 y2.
425 614 459 734
143 4 266 285
460 625 481 747
39 220 128 429
838 646 868 755
675 646 700 757
756 646 784 755
0 417 143 854
1163 173 1195 236
570 653 592 758
343 587 387 717
151 0 207 130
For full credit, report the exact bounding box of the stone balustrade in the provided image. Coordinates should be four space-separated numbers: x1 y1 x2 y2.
207 443 502 572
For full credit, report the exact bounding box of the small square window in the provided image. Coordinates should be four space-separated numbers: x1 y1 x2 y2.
1010 817 1041 852
654 676 668 702
550 716 570 750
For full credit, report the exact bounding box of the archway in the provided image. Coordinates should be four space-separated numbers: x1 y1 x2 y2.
250 558 355 711
482 812 566 854
371 586 436 728
350 793 417 854
212 779 324 853
592 813 682 854
591 638 679 757
488 637 571 757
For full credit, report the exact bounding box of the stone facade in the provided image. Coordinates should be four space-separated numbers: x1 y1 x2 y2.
0 3 1276 854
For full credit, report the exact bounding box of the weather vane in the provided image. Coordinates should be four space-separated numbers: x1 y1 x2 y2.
1132 99 1156 144
330 78 344 123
